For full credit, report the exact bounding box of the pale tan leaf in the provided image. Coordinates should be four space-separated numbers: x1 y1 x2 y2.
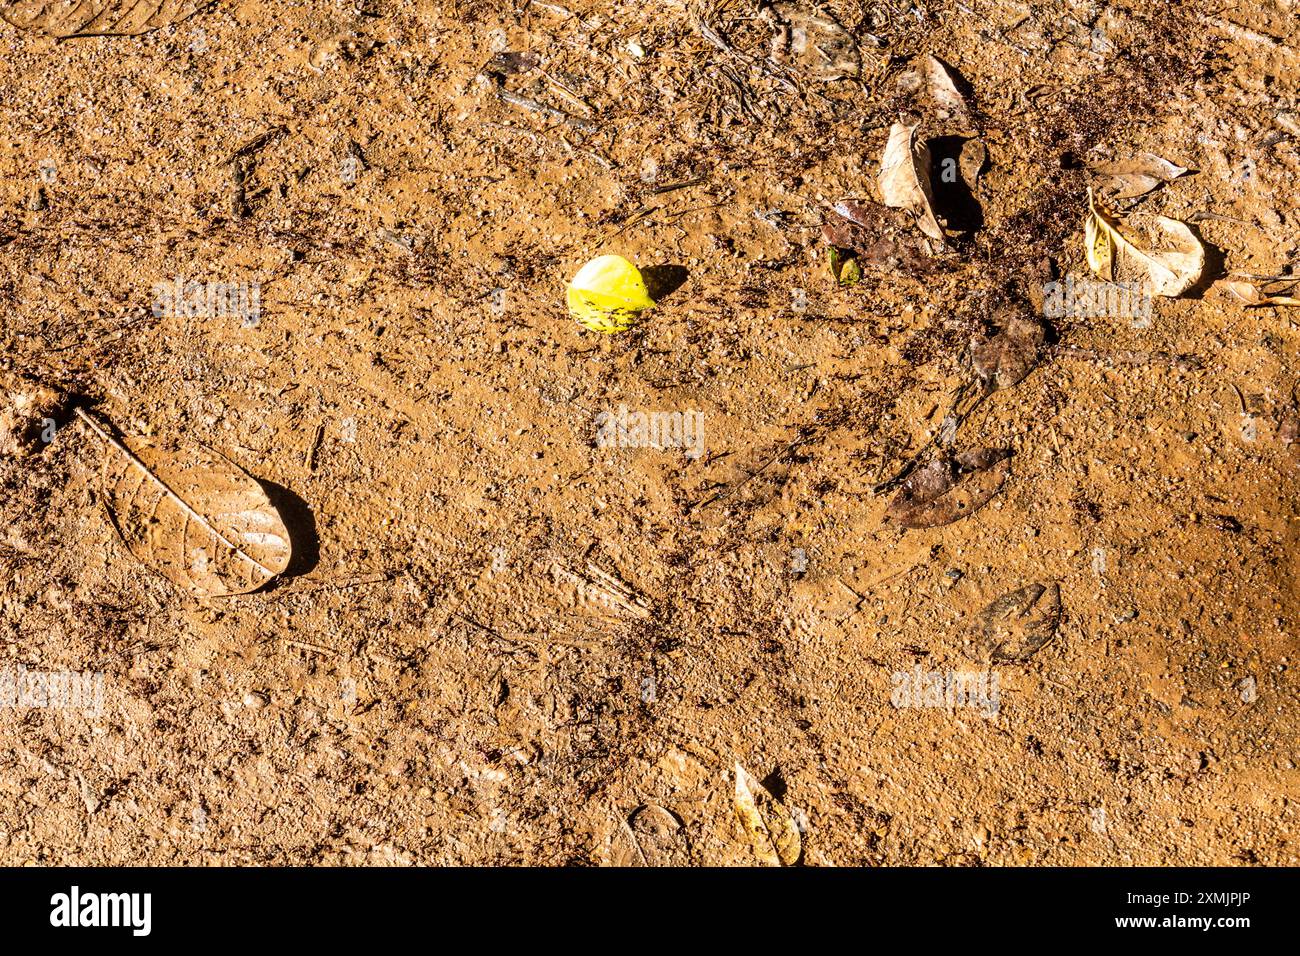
878 120 944 242
925 54 969 119
615 804 690 866
1220 279 1300 307
765 2 861 81
733 763 801 866
77 410 292 598
1091 153 1190 200
1 0 201 38
1083 189 1205 297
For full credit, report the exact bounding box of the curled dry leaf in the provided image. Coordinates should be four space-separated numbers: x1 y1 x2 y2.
77 410 292 598
878 120 945 242
733 763 801 866
1220 279 1300 307
1 0 201 37
885 448 1011 529
970 314 1045 391
1090 153 1190 201
973 583 1062 663
1084 189 1205 297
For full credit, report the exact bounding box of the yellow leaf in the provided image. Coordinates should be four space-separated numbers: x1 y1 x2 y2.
733 762 802 866
566 255 656 333
1090 153 1190 200
1083 189 1205 297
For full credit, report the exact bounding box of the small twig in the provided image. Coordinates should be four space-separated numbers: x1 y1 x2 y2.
495 86 598 133
276 573 396 595
305 424 324 471
646 177 708 196
223 126 287 165
282 638 338 656
1049 344 1202 372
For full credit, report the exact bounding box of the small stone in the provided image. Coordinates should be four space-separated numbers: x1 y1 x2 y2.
243 691 269 710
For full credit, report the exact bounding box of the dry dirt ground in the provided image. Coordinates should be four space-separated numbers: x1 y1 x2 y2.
1 0 1298 866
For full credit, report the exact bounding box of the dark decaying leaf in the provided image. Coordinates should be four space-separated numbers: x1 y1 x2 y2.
78 411 292 597
1 0 200 37
821 199 938 275
885 448 1011 528
970 314 1045 391
487 50 541 75
973 583 1062 663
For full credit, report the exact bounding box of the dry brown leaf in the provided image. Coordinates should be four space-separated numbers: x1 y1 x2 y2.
1084 189 1205 297
617 804 690 866
925 55 970 120
821 199 939 274
878 120 944 242
1220 279 1300 307
1090 153 1190 200
1 0 201 37
78 410 292 597
764 2 861 81
733 763 801 866
885 448 1011 528
970 315 1045 391
973 583 1062 663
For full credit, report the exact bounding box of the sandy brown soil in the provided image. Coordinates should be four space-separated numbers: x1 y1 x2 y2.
1 0 1298 865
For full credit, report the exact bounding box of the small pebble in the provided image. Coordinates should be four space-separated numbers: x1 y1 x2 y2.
243 691 269 710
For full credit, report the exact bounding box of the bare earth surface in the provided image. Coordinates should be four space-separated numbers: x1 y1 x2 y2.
1 0 1298 865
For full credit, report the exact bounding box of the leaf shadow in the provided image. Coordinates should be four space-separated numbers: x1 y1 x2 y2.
929 135 984 234
1181 224 1227 299
259 481 319 579
642 264 690 302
